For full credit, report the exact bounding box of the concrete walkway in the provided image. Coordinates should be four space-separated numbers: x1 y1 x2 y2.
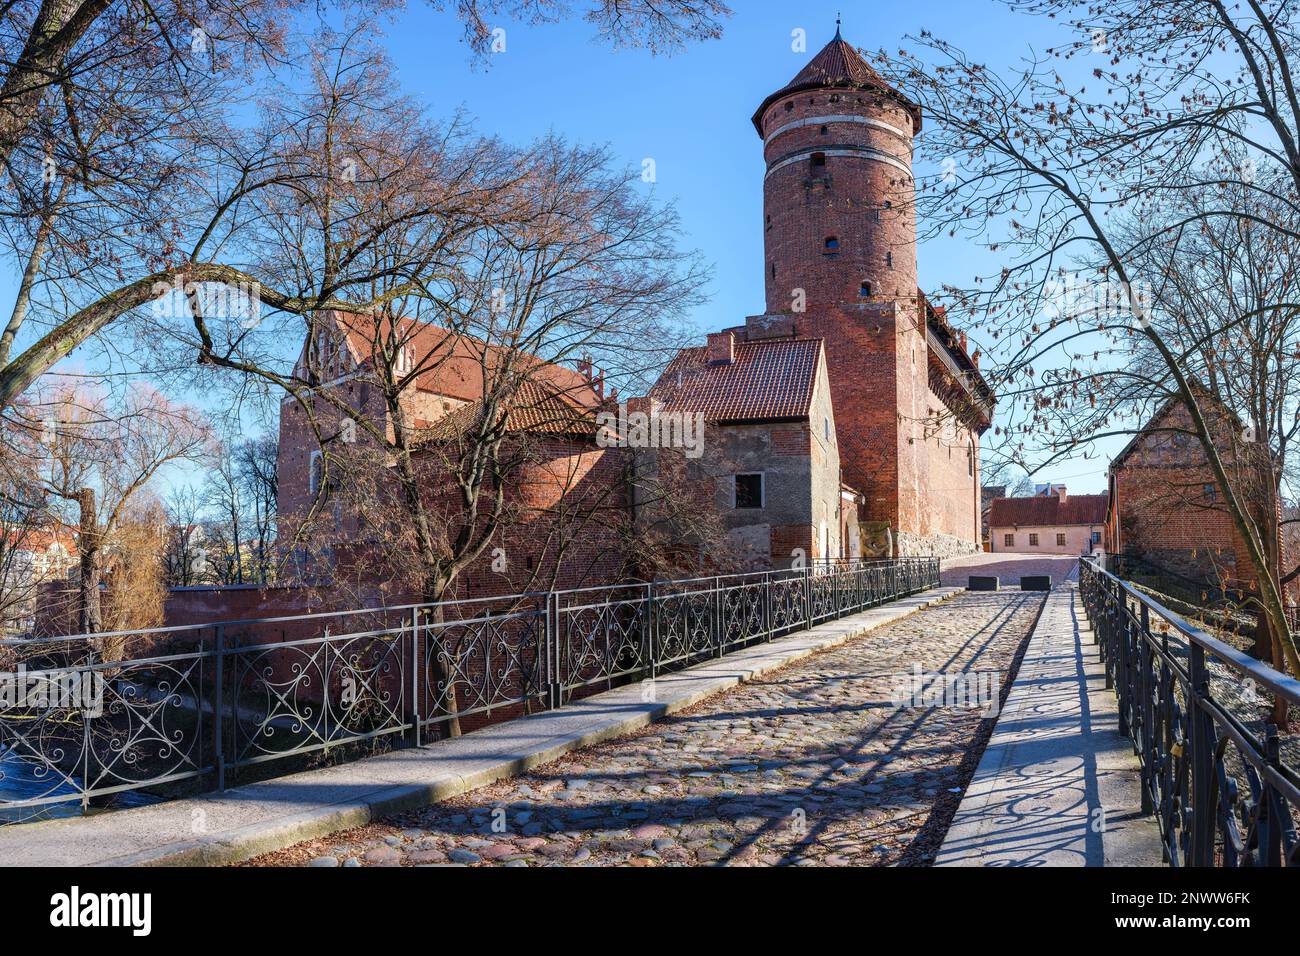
0 587 959 867
935 571 1164 866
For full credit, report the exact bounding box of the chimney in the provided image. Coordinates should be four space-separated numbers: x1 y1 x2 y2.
626 396 660 416
1055 485 1067 503
707 331 735 365
594 370 605 401
578 356 593 380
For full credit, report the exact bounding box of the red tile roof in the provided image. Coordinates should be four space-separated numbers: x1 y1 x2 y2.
988 494 1109 528
752 34 922 134
413 378 600 443
324 310 595 407
650 338 823 423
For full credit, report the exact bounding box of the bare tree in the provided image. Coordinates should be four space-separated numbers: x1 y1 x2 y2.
17 385 209 639
0 2 729 411
877 0 1300 694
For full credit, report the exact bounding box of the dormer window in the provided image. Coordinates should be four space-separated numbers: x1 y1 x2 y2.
394 344 414 374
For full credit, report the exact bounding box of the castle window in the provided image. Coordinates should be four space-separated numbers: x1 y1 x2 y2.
766 214 771 229
819 125 828 135
886 252 894 269
873 209 882 222
810 151 826 172
1203 483 1216 501
824 235 839 252
829 94 840 103
770 263 776 279
784 101 794 111
734 473 764 509
309 450 324 495
859 281 872 297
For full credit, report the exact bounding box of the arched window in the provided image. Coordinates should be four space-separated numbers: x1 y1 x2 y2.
859 281 872 297
824 236 839 252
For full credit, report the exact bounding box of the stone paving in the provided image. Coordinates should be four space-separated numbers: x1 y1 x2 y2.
247 588 1045 867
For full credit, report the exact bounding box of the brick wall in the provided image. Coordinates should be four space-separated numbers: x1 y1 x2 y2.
1109 400 1269 595
750 75 981 554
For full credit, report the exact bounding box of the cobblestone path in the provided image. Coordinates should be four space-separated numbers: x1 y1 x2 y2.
248 590 1044 867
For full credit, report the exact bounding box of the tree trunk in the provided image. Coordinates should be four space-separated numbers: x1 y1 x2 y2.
76 487 101 635
1255 473 1290 727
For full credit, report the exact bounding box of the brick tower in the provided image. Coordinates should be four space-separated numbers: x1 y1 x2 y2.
733 27 992 556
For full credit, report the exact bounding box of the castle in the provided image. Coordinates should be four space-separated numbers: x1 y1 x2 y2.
266 28 994 605
711 27 992 557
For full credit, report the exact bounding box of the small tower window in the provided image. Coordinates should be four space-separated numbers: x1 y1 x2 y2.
784 101 794 111
886 252 894 269
824 236 839 253
770 263 776 279
810 151 826 172
765 214 771 230
859 281 872 297
819 125 828 135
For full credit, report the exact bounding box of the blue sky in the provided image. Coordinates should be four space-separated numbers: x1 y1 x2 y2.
9 0 1118 493
370 0 1113 491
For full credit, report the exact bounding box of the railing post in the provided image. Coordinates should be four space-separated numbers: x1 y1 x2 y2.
715 576 725 658
1186 643 1217 867
546 591 562 711
411 608 422 748
214 624 226 792
646 581 657 680
1116 597 1132 738
1137 602 1153 815
804 563 813 629
763 571 773 641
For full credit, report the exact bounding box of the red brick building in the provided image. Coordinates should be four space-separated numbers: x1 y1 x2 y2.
640 331 853 569
274 310 631 604
988 486 1107 555
727 29 993 557
1104 395 1278 601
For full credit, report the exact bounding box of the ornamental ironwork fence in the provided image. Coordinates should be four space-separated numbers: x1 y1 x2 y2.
1079 558 1300 866
0 557 938 823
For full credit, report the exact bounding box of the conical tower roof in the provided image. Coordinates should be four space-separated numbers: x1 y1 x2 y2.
752 32 921 135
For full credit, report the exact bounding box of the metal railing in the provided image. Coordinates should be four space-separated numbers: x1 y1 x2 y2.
0 557 939 822
1079 558 1300 866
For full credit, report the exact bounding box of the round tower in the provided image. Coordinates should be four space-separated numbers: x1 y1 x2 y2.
753 29 921 314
